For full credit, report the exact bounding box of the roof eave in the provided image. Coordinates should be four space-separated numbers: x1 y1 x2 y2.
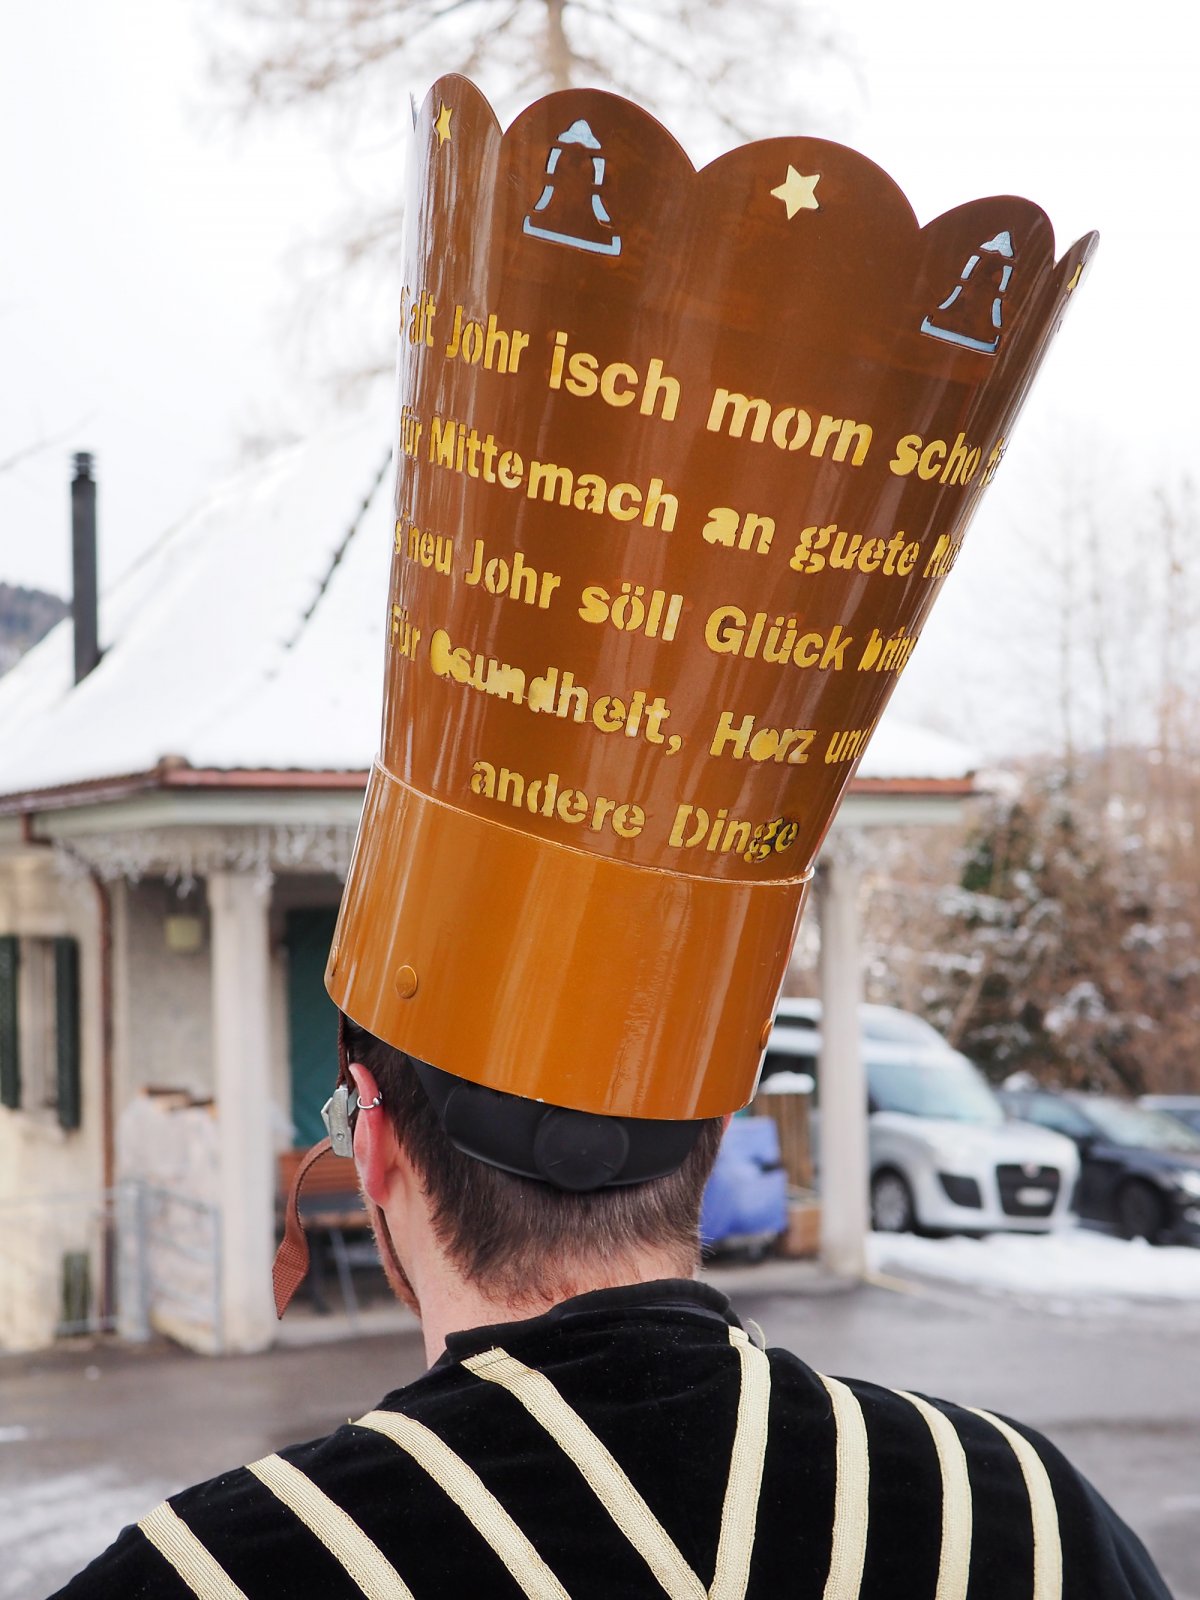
0 764 370 817
848 776 976 795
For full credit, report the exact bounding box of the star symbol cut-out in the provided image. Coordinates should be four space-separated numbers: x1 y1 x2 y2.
771 166 820 219
434 102 453 147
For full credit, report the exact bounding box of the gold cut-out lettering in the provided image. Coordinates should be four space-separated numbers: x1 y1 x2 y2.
463 538 561 608
470 760 644 837
577 584 683 642
704 608 853 671
669 804 801 864
857 627 918 674
790 524 919 577
824 724 876 765
702 507 776 554
400 405 423 460
427 414 679 531
391 606 422 659
404 287 437 347
889 432 982 484
709 712 815 765
398 517 453 575
922 534 961 579
547 332 681 421
444 305 530 373
428 632 682 752
706 388 872 465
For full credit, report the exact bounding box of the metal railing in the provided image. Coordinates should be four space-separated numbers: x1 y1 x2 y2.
0 1181 221 1352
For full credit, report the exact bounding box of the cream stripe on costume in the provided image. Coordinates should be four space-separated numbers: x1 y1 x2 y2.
247 1454 415 1600
816 1374 870 1600
137 1503 249 1600
356 1409 571 1600
895 1391 973 1600
709 1327 772 1600
464 1346 707 1600
969 1409 1063 1600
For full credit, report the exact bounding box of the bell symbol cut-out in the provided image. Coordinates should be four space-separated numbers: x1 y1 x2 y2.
921 230 1015 354
524 119 622 257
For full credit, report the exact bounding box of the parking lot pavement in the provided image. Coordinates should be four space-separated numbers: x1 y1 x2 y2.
3 1253 1197 1599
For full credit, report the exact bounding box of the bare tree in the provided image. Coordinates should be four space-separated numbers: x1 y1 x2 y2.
207 0 853 392
852 470 1200 1097
214 0 849 144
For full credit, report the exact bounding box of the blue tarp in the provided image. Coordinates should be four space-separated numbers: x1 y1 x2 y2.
701 1115 788 1247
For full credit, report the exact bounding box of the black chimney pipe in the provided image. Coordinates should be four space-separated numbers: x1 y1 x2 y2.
71 452 100 685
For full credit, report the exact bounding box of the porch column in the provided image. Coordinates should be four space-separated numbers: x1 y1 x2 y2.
209 870 276 1352
817 843 869 1278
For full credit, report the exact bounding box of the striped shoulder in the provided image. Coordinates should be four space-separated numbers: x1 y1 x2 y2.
44 1468 268 1600
941 1399 1172 1600
46 1513 199 1599
127 1400 592 1600
795 1372 1170 1600
53 1416 494 1599
131 1455 398 1599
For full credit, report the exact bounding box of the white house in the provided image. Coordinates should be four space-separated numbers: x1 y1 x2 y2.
0 413 977 1353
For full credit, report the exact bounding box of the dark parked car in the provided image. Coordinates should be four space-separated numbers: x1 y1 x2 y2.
998 1088 1200 1245
1139 1095 1200 1136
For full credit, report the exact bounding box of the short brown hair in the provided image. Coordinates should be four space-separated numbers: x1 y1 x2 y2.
345 1021 724 1304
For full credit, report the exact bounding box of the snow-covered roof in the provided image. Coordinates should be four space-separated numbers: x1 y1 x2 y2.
0 415 394 799
855 718 979 783
0 416 976 804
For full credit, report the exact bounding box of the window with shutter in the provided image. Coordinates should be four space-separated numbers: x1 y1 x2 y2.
0 935 19 1110
54 938 81 1131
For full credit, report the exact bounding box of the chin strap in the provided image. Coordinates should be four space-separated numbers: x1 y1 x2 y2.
272 1012 354 1319
272 1135 335 1318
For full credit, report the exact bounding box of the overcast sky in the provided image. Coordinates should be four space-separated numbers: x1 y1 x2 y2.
2 0 1196 749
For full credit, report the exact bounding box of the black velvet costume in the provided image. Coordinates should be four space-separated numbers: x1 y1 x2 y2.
53 1280 1169 1598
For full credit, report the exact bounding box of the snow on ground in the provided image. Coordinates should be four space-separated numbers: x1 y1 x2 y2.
0 1463 164 1600
868 1226 1200 1309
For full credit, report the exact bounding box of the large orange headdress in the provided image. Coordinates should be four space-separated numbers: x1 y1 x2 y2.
327 75 1094 1176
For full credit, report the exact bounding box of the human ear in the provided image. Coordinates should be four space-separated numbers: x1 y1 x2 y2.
347 1062 399 1206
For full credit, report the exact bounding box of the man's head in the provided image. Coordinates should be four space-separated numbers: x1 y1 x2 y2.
343 1017 724 1311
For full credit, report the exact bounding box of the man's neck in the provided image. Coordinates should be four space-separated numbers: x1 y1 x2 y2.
411 1248 695 1366
363 1127 698 1366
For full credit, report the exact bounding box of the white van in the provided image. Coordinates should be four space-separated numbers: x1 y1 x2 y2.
762 999 1079 1235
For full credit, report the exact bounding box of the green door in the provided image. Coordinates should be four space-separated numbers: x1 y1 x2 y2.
285 909 341 1148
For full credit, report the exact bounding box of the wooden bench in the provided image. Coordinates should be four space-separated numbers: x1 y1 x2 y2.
276 1147 379 1323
